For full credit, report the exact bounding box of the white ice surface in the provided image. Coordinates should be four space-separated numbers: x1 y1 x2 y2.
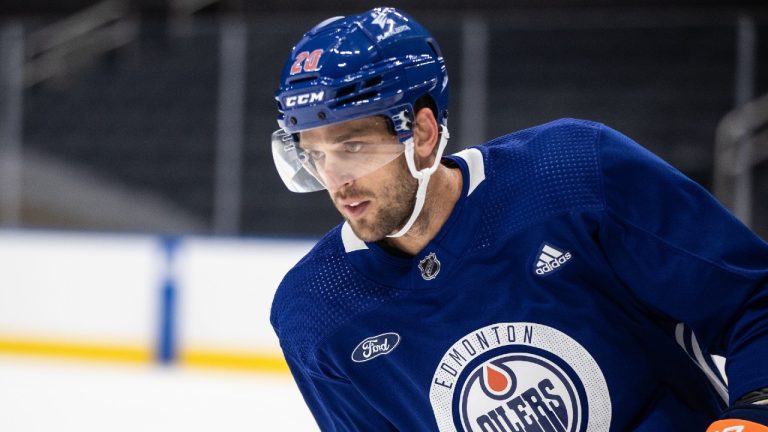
0 356 318 432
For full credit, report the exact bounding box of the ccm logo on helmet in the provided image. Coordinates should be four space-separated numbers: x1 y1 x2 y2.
284 91 325 107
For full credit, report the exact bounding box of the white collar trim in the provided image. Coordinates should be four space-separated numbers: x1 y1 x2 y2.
341 221 368 253
453 148 485 196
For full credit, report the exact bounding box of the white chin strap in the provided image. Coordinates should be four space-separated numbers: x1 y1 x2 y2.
387 125 450 238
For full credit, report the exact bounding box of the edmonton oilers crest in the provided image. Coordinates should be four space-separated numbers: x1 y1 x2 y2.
419 252 441 280
458 353 581 431
429 323 612 432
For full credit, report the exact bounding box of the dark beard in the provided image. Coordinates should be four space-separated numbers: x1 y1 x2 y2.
375 178 418 237
350 180 418 241
346 161 419 241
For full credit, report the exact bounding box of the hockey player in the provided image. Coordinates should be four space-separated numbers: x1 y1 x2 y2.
269 7 768 431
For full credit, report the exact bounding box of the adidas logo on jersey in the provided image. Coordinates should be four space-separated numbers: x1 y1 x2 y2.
534 243 572 276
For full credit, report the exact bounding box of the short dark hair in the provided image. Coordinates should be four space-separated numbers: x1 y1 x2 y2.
414 94 437 119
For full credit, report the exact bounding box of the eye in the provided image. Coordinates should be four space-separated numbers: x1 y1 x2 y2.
343 142 362 153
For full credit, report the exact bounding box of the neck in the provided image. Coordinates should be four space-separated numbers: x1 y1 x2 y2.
381 163 463 256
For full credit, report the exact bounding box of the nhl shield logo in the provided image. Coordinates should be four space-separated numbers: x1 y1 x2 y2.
418 252 441 280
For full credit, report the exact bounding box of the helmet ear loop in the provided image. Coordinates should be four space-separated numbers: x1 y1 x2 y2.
387 124 450 239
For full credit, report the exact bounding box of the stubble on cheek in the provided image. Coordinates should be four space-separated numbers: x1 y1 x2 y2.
349 178 417 241
330 157 418 242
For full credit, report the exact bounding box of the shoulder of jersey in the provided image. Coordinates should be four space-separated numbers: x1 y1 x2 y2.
480 117 604 181
271 223 343 299
464 118 605 248
270 224 402 363
482 118 602 150
269 225 343 345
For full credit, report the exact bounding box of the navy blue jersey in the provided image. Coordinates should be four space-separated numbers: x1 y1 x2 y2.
270 119 768 431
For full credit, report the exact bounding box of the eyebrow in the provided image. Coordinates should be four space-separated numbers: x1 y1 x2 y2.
331 126 375 144
300 122 384 149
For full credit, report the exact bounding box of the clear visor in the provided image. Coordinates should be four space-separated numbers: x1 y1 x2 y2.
271 122 406 192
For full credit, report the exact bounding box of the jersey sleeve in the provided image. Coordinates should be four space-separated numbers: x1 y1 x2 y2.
596 124 768 404
282 352 397 432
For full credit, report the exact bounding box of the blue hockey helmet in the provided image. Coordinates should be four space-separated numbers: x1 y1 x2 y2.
275 7 448 135
272 7 450 194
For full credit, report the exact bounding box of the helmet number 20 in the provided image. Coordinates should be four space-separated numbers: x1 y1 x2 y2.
290 49 323 75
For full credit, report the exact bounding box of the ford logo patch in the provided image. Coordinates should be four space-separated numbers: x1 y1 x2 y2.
351 333 401 363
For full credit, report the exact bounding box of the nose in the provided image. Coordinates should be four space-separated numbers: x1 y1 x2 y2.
319 155 354 191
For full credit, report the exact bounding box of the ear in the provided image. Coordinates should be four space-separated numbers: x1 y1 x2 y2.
411 107 439 169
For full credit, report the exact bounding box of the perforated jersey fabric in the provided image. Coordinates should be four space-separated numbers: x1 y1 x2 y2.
270 118 768 431
468 120 603 253
270 227 404 366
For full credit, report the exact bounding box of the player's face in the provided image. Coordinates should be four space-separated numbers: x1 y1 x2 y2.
299 117 417 241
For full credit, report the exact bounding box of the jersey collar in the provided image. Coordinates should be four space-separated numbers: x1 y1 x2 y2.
341 147 486 290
